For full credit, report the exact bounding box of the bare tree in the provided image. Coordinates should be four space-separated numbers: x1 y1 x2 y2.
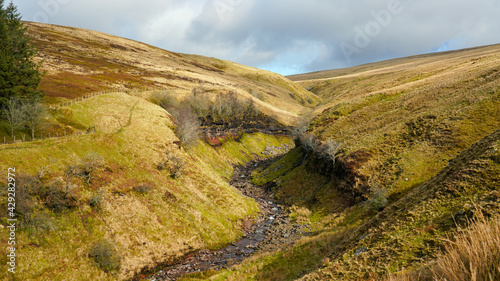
324 139 343 165
292 109 313 138
22 98 46 140
169 105 200 147
2 97 25 138
300 133 320 152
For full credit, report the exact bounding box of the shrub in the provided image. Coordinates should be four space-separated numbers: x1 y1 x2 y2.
169 105 200 147
151 90 179 109
88 239 121 272
44 180 78 212
24 212 57 232
157 150 186 178
133 184 152 194
13 175 41 219
292 111 312 139
324 139 343 165
432 212 500 281
66 153 106 185
364 187 388 212
187 90 211 117
210 92 257 124
300 133 320 152
89 190 105 210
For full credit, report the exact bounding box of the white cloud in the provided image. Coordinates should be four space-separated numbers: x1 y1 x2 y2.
12 0 500 75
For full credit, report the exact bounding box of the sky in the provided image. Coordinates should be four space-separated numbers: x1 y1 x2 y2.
11 0 500 76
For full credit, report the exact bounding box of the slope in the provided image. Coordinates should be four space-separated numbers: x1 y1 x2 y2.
0 90 295 280
197 45 500 280
0 21 310 280
27 22 320 125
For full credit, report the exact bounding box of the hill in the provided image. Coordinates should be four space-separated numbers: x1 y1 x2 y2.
1 20 499 280
198 45 500 280
27 22 320 125
0 22 311 280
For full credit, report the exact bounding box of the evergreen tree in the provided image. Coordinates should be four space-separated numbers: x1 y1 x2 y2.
0 0 42 108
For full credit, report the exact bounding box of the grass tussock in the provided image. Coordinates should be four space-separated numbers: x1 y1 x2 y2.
432 212 500 281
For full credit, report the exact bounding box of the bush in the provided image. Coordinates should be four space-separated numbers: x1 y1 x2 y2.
89 239 121 272
44 180 78 212
133 184 152 194
207 91 259 124
14 175 39 218
169 105 200 147
157 150 185 178
324 139 343 165
24 212 57 232
66 153 105 185
364 187 388 212
300 133 320 152
151 90 179 109
187 89 211 117
89 190 105 210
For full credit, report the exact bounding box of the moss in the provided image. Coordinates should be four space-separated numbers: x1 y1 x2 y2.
251 147 303 186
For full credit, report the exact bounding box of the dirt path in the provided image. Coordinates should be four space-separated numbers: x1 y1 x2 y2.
136 158 307 281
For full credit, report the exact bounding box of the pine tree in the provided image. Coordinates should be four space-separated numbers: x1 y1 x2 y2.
0 0 42 108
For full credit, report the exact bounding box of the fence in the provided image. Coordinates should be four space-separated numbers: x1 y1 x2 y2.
2 87 177 146
2 128 92 146
48 86 178 110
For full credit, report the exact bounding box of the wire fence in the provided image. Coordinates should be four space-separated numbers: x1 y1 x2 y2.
48 86 178 110
2 129 91 146
1 86 177 146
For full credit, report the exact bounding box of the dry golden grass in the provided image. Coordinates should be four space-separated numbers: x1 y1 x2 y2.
289 43 500 198
26 22 319 126
432 212 500 281
0 92 296 280
207 46 500 281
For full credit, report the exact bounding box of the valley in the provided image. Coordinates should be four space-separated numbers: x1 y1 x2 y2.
0 21 499 281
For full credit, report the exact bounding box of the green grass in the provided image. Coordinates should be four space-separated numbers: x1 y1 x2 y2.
0 92 294 280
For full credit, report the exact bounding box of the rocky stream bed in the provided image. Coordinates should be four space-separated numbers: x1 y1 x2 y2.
138 157 308 281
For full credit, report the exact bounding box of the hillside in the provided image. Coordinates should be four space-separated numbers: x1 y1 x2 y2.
1 20 499 281
27 22 320 125
197 45 500 280
0 22 314 280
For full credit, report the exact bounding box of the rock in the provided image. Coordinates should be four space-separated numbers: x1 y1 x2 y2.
354 247 369 256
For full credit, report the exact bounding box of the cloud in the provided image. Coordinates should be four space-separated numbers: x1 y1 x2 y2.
12 0 500 75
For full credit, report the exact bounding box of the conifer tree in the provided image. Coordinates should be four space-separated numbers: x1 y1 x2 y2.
0 0 42 108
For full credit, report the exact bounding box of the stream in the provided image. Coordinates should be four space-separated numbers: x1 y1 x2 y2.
138 158 308 281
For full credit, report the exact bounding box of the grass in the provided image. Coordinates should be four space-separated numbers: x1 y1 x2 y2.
189 45 500 281
27 22 319 126
2 21 498 281
0 92 294 280
432 212 500 281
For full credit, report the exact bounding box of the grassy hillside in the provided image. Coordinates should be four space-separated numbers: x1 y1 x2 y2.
2 20 499 280
0 91 294 280
196 45 500 280
27 22 319 126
